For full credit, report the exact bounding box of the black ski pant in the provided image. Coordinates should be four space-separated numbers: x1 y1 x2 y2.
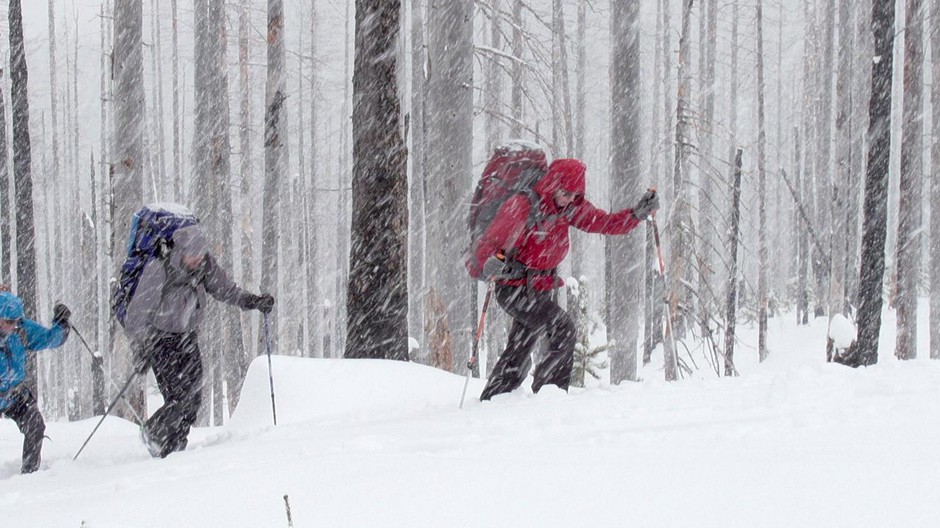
480 284 577 401
1 386 46 473
143 331 202 458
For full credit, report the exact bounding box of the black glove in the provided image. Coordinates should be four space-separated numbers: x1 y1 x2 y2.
52 303 71 328
632 189 660 220
253 293 275 314
481 255 508 281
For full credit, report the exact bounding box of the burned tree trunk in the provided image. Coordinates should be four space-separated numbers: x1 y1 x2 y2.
345 0 409 361
840 0 897 367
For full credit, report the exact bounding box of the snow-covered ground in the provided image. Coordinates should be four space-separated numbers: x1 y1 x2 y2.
3 304 940 527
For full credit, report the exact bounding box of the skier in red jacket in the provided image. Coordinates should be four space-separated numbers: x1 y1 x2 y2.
475 158 658 400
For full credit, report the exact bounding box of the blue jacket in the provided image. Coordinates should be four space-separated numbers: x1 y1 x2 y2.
0 320 67 411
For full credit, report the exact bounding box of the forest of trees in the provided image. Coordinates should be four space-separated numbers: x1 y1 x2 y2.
0 0 936 424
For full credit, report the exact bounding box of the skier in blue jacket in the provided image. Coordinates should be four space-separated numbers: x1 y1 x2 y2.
0 291 70 473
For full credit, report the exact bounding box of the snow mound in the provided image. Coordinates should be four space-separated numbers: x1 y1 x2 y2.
829 314 856 349
227 356 471 430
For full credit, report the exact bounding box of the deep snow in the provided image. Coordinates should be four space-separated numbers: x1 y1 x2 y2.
2 304 940 527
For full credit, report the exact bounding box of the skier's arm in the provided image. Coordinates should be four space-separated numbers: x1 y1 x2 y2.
474 195 531 268
570 199 642 235
20 319 66 351
202 254 255 309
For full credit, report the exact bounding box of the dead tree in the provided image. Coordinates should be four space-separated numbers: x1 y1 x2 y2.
930 0 940 359
664 0 695 382
608 0 643 383
260 0 287 357
425 0 473 372
0 67 9 285
724 149 743 376
839 0 897 367
110 0 146 419
345 0 409 361
895 0 925 361
409 0 428 362
756 0 769 362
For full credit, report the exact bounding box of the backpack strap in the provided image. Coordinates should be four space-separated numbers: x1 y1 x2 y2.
519 187 545 234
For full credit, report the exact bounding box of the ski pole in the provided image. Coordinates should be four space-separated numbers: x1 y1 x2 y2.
264 312 278 426
73 370 138 461
459 280 495 409
70 324 145 424
69 324 98 362
649 217 680 378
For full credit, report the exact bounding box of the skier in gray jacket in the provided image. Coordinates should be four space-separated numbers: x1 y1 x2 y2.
126 224 273 457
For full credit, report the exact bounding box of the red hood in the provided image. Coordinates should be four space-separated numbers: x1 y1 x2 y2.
534 158 586 207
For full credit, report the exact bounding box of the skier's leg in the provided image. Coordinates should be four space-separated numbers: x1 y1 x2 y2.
144 335 178 456
170 332 203 452
480 317 536 400
4 388 46 473
492 285 576 394
481 285 556 400
531 307 576 393
145 332 202 457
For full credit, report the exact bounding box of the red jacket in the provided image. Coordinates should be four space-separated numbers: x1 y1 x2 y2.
474 158 642 290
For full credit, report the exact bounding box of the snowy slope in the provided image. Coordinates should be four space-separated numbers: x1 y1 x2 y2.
2 306 940 527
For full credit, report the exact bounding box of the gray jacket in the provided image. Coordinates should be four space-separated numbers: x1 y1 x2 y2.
125 225 253 343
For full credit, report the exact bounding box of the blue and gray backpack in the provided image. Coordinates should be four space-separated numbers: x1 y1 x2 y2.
111 204 199 327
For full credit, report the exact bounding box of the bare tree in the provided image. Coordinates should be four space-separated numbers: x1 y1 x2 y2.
664 0 695 381
149 0 166 192
510 0 523 138
110 0 146 418
698 0 718 338
551 0 571 156
895 0 925 361
607 0 642 384
571 0 587 281
756 0 769 362
811 0 835 318
238 0 254 359
479 0 511 373
930 0 940 360
0 67 9 286
426 0 473 371
409 0 428 362
8 0 35 390
830 0 853 319
795 127 809 325
192 0 240 422
724 149 743 376
96 0 112 413
261 0 286 357
46 0 62 309
306 1 320 359
484 0 503 155
798 0 815 325
575 0 585 160
839 0 897 367
644 0 663 365
345 0 409 361
334 0 353 358
847 0 873 309
171 0 181 198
